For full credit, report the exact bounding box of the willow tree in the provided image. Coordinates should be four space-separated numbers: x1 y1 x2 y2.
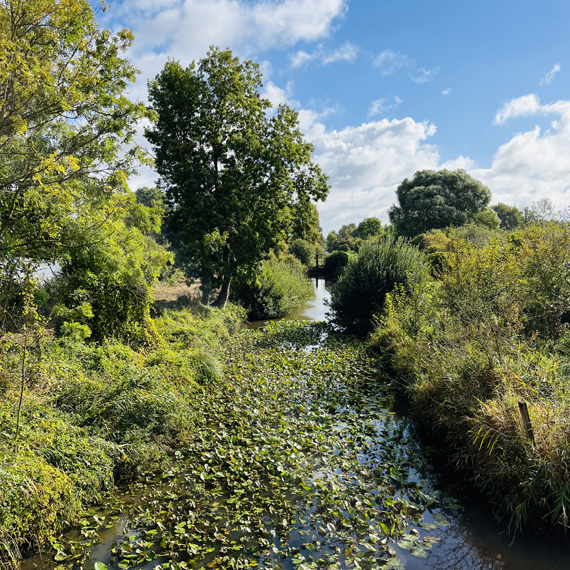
146 48 330 307
0 0 151 328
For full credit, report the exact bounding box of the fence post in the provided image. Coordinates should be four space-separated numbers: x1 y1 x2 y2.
518 401 535 445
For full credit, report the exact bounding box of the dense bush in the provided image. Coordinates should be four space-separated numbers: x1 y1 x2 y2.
231 254 313 320
370 223 570 533
324 251 351 278
289 238 316 267
329 236 430 335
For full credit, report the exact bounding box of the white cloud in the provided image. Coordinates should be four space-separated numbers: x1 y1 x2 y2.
263 81 298 109
372 50 412 75
100 0 349 102
301 114 451 232
441 88 451 96
368 96 402 117
410 67 440 84
540 63 561 86
289 41 359 69
493 93 570 125
493 94 542 124
472 95 570 209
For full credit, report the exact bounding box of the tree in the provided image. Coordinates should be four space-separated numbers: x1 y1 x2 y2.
491 203 523 231
146 48 329 307
0 0 150 328
357 217 383 240
389 170 492 237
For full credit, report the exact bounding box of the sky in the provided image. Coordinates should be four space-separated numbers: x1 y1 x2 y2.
97 0 570 234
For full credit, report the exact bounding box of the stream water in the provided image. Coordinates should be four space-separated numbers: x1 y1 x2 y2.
24 279 570 570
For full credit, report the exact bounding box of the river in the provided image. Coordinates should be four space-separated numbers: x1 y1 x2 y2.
23 278 570 570
256 278 570 570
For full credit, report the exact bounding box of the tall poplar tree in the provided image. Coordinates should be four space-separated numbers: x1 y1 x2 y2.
146 48 330 307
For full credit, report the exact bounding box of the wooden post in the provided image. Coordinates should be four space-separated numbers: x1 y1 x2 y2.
518 401 535 445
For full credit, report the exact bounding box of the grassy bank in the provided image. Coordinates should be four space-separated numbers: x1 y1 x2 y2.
369 223 570 534
0 302 243 568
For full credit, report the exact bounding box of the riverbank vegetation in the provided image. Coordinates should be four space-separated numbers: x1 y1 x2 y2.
0 304 242 567
324 201 570 533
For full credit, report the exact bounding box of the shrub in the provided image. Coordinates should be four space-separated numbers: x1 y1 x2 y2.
289 239 316 267
370 223 570 533
231 254 313 320
329 236 430 335
324 251 350 278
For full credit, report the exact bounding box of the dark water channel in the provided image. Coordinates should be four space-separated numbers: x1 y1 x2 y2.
24 279 570 570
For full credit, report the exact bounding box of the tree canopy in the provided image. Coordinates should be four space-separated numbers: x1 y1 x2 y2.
389 169 492 237
0 0 152 328
146 48 329 307
491 203 523 231
357 217 383 240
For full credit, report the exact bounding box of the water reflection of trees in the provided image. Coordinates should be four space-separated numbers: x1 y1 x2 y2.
424 522 505 570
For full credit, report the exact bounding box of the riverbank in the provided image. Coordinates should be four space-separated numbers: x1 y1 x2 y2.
0 303 243 568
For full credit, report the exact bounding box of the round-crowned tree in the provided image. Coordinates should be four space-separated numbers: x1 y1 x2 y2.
389 170 491 237
146 48 329 308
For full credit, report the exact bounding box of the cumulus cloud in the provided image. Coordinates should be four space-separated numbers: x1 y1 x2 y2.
372 50 412 75
493 94 542 124
263 81 298 109
441 88 451 96
472 95 570 208
289 41 359 69
540 63 561 86
101 0 349 102
299 114 452 232
368 96 402 117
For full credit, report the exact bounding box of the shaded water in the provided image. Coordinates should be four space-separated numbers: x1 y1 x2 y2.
23 279 570 570
246 277 331 328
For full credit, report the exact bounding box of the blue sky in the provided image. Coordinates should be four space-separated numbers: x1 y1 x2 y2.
97 0 570 234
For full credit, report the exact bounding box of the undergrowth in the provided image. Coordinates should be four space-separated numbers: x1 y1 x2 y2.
370 223 570 534
0 303 243 568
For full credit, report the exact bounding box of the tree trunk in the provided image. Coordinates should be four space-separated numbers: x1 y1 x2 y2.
212 275 231 309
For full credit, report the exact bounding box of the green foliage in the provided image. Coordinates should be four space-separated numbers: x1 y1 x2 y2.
146 48 329 308
389 169 492 237
491 203 523 231
231 254 313 319
51 216 172 344
0 0 151 330
0 302 241 566
34 322 456 570
472 207 500 230
323 250 351 278
289 238 316 267
357 217 383 240
329 236 431 335
371 222 570 532
326 223 361 252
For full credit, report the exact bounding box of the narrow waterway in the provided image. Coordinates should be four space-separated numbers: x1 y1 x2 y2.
254 278 570 570
23 279 570 570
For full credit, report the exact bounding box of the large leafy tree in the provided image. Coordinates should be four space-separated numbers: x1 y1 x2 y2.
389 169 491 237
0 0 151 327
146 48 330 307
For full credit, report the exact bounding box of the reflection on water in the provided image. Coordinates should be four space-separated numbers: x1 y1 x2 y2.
246 277 331 328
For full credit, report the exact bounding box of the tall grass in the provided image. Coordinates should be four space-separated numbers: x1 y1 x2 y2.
370 223 570 534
